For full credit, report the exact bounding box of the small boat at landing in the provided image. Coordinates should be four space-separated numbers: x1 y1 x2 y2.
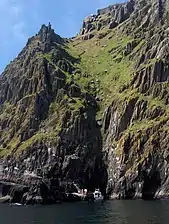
93 189 104 201
86 189 104 202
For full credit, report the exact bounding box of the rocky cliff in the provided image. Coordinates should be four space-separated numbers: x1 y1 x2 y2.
1 0 169 203
0 23 107 203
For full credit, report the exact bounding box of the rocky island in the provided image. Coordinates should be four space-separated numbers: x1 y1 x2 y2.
0 0 169 204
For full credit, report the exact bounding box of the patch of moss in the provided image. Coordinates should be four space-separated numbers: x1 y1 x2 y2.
0 136 20 157
63 95 85 111
68 30 135 118
70 98 85 111
16 132 58 155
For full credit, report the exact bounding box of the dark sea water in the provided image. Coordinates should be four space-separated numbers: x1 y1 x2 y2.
1 200 169 224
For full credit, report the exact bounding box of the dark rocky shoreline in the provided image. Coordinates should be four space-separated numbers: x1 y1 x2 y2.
1 179 169 205
0 180 85 205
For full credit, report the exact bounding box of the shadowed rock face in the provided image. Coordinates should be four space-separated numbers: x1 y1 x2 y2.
1 0 169 203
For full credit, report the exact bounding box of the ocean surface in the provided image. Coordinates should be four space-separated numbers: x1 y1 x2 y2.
1 200 169 224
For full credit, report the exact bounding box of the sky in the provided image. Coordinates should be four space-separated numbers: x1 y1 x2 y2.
0 0 125 73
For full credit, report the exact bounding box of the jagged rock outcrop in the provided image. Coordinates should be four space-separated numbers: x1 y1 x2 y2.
80 0 135 38
0 181 28 203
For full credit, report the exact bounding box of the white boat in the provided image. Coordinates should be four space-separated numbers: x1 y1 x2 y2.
93 189 104 201
11 203 22 206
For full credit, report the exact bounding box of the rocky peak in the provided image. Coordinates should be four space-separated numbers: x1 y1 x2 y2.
38 23 53 42
23 23 64 55
38 23 62 45
0 22 74 147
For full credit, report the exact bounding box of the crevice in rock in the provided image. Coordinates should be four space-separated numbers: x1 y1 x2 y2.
142 170 161 200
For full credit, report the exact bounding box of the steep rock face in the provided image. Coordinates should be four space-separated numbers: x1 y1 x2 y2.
0 24 69 146
103 99 168 199
99 0 169 199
